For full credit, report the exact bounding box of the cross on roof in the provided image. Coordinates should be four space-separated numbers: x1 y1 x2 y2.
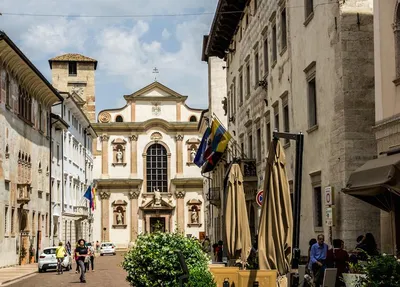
152 67 159 81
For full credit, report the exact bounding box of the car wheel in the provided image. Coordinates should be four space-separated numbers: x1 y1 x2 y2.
38 268 42 273
100 254 103 256
113 253 116 255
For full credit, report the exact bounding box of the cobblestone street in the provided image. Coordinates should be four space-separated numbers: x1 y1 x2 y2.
7 252 130 287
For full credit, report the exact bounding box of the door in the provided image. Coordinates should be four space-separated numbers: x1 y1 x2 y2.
150 217 166 233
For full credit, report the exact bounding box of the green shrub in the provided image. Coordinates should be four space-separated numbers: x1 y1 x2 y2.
122 231 215 287
361 254 400 287
185 265 216 287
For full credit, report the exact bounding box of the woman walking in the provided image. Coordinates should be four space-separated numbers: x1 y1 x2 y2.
55 242 67 275
75 239 89 283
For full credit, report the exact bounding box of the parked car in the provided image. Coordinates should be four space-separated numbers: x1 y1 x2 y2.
38 247 72 273
100 242 116 256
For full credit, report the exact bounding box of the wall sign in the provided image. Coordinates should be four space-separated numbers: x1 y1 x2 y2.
256 190 263 207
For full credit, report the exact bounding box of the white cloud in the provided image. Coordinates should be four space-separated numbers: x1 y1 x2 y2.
161 28 171 40
0 0 215 109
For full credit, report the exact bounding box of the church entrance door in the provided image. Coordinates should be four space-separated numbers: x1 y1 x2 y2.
150 217 166 233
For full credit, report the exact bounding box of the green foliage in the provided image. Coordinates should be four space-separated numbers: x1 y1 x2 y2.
348 262 365 274
361 254 400 287
185 266 216 287
122 231 215 287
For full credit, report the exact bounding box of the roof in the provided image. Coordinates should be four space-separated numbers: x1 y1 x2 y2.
0 31 64 106
205 0 247 59
124 81 187 101
49 53 98 70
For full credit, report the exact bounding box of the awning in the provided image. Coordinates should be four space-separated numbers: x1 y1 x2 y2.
343 153 400 212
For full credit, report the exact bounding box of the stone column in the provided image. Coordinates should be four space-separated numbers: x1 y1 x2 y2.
99 191 111 242
175 190 186 233
175 135 184 175
129 135 138 177
100 135 110 177
128 189 140 242
176 102 181 121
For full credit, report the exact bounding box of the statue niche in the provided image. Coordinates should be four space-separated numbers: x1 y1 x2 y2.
186 138 200 166
112 200 128 229
111 138 127 167
187 199 202 227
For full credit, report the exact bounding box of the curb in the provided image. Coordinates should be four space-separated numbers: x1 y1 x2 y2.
0 271 37 286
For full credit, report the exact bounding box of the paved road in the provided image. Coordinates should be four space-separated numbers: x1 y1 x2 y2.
9 252 130 287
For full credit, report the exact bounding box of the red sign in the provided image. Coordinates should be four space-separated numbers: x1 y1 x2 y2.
256 190 263 207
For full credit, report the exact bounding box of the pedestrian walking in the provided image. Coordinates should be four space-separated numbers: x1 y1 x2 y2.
75 239 89 283
56 242 67 275
96 241 100 253
89 242 95 272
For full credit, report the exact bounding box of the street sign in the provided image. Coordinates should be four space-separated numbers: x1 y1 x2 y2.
256 190 263 207
326 207 335 226
325 186 334 206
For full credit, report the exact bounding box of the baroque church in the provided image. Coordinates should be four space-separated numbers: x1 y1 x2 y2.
49 54 205 248
92 82 205 247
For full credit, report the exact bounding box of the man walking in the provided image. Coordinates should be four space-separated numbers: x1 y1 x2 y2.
309 234 328 287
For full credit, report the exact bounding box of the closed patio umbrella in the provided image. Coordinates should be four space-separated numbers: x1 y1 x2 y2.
258 140 293 276
225 163 252 266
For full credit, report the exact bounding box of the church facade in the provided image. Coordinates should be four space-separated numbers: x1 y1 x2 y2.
91 82 205 248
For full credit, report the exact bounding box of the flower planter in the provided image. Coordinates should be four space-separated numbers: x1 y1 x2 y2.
342 273 366 287
30 256 35 264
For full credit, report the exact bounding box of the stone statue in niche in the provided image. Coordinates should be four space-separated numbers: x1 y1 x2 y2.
153 188 162 207
116 149 123 163
191 206 199 224
190 148 196 162
116 209 124 225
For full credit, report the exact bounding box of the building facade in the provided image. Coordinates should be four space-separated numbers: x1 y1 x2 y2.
49 55 98 247
0 32 64 267
204 0 378 254
90 82 205 248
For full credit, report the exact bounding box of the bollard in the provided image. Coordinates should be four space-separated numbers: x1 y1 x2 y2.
223 278 230 287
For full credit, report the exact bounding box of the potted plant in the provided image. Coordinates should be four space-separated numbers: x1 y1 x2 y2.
122 231 216 287
342 262 366 287
19 246 27 265
29 245 35 263
361 254 400 286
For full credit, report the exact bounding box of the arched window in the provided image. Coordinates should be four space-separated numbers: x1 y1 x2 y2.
115 115 123 122
189 115 197 122
146 143 168 193
395 5 400 78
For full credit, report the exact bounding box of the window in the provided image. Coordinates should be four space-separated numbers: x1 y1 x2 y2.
308 78 317 127
5 73 11 107
241 142 244 156
254 53 259 86
68 110 71 122
189 116 197 122
246 63 251 96
38 213 41 231
45 214 48 236
248 134 253 158
274 105 280 131
4 206 8 234
313 186 323 227
57 144 60 164
256 128 261 161
115 115 123 122
305 0 314 19
11 208 14 234
263 38 269 75
266 120 271 152
68 62 77 76
63 105 66 117
254 0 258 13
395 5 400 79
239 72 244 105
281 8 287 51
146 144 168 193
32 212 35 235
283 104 289 143
232 79 236 113
272 25 277 63
38 104 43 131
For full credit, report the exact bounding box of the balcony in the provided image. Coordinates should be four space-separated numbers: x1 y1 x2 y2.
240 159 257 181
17 184 31 204
207 187 221 207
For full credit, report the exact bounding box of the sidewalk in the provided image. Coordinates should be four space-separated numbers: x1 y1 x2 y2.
0 264 37 286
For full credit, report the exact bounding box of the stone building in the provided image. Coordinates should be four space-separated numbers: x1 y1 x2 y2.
343 0 400 254
204 0 378 253
90 81 205 248
50 91 97 247
0 32 64 267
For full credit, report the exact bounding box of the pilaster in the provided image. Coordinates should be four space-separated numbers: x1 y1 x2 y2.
131 102 136 122
129 135 138 177
128 189 140 241
100 135 109 176
99 190 111 242
175 134 184 174
175 190 186 232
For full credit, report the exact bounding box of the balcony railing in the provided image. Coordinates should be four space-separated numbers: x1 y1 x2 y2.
207 187 221 206
17 184 30 204
241 159 257 180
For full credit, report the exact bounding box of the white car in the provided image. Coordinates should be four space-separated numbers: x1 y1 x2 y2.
38 247 72 273
100 242 116 256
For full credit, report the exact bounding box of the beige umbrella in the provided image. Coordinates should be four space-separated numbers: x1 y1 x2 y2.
225 163 252 266
258 140 293 275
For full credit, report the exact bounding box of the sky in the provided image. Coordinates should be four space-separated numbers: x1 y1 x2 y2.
0 0 217 113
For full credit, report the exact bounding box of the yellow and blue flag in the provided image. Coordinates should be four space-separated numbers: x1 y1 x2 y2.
210 119 232 153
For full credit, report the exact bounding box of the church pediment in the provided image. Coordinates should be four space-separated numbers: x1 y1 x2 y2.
124 82 187 102
140 197 174 211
